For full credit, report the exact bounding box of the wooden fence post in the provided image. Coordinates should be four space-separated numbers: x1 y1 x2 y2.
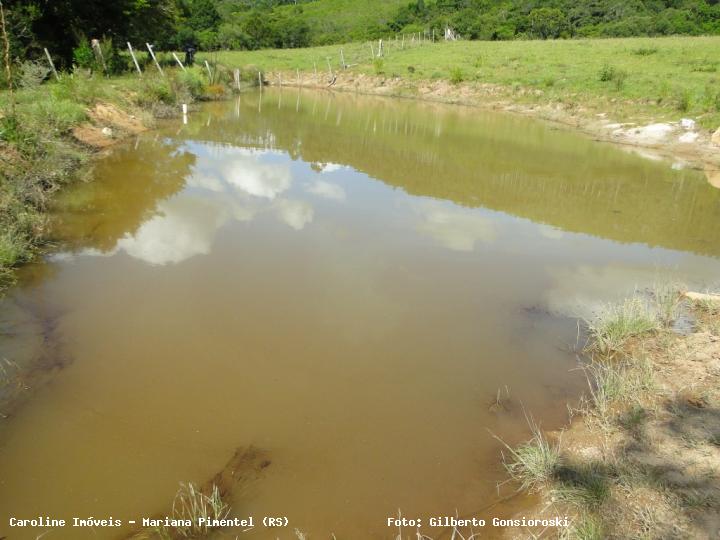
92 39 107 73
127 42 142 75
43 48 59 80
146 43 164 76
172 52 186 72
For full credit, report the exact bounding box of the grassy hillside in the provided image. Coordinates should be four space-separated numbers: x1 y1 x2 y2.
274 0 407 44
206 36 720 129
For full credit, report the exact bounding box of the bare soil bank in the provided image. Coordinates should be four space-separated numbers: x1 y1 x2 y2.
503 295 720 539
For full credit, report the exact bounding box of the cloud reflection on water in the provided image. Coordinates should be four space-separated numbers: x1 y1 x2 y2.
413 201 496 252
56 144 315 266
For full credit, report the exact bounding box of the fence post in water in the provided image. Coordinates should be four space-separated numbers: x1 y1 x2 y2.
378 39 383 57
258 71 263 90
234 69 240 90
43 47 59 80
171 52 186 72
326 57 333 80
278 71 282 87
127 43 142 75
146 43 164 76
314 61 318 80
296 68 301 87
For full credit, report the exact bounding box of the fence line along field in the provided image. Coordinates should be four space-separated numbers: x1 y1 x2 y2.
206 36 720 129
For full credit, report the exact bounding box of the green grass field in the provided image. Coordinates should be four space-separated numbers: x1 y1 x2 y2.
202 36 720 129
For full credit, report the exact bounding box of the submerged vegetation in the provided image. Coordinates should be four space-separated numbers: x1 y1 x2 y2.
498 416 562 493
503 288 720 538
586 296 661 354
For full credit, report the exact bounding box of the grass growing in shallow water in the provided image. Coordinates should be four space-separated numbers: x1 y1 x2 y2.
136 483 230 539
171 483 229 538
586 296 660 354
498 417 562 493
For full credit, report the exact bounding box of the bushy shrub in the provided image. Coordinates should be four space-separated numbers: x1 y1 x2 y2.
18 61 50 89
598 64 627 90
72 40 95 70
675 89 691 112
449 67 464 84
175 69 206 100
99 39 130 75
598 64 616 82
372 58 384 75
137 77 175 107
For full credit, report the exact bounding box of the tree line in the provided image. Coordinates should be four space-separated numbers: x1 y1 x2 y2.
391 0 720 41
2 0 719 70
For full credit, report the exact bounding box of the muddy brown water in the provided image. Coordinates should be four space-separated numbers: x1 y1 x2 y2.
1 90 720 539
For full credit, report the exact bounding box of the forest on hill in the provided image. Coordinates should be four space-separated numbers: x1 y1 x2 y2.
2 0 720 69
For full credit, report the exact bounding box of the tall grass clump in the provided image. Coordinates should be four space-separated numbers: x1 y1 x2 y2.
585 357 654 426
372 57 384 75
632 46 658 56
170 482 229 538
497 418 561 492
652 282 683 327
175 69 206 100
586 296 660 354
449 67 464 85
598 64 627 90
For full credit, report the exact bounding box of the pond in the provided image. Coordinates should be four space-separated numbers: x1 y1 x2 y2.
1 89 719 539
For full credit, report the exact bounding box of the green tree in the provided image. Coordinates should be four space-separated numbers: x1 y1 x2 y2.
187 0 221 31
2 0 176 68
528 7 567 39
